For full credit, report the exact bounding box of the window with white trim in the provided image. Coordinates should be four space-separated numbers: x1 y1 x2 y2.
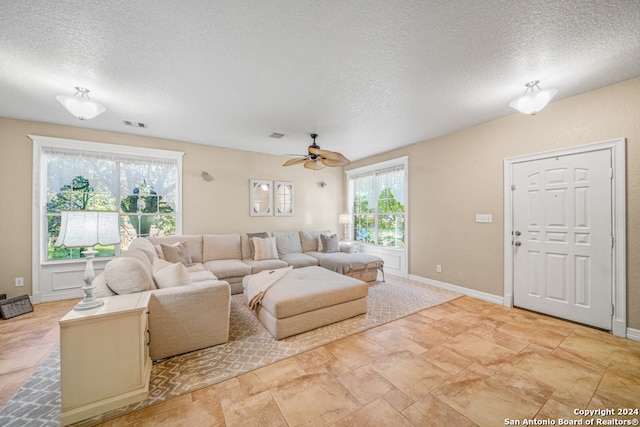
35 136 183 262
347 158 407 248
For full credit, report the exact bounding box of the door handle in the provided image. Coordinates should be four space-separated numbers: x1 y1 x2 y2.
515 231 521 236
514 241 521 247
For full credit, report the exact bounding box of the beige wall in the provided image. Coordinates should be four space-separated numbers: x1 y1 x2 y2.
347 76 640 329
0 119 343 299
2 77 638 329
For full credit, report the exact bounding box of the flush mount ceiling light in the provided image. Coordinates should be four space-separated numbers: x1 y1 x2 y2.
56 86 106 120
509 80 558 115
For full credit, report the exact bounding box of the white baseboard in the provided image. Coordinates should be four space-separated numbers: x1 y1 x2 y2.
626 328 640 342
408 274 504 305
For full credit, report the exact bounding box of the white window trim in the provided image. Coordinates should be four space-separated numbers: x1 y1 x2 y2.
346 156 409 276
30 135 183 302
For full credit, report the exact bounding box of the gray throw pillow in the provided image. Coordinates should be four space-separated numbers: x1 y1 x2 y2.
320 233 340 253
161 242 194 266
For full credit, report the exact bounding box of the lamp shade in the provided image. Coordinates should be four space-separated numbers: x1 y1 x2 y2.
339 214 352 225
509 81 558 115
54 211 121 248
56 87 106 120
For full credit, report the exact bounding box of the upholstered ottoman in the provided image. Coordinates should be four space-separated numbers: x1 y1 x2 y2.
242 266 368 339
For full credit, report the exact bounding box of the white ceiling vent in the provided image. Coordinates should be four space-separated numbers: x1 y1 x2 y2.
123 120 148 128
269 132 285 139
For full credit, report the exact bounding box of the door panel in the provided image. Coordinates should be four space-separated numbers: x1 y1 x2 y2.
512 149 612 329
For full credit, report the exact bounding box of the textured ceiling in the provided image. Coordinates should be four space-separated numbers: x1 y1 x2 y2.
1 1 639 161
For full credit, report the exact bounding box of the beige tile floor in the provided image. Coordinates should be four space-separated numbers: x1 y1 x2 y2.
2 296 639 426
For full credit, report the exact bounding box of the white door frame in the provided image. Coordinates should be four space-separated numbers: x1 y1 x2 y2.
503 139 626 337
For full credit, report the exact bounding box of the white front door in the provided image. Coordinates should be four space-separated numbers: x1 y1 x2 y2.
512 149 612 330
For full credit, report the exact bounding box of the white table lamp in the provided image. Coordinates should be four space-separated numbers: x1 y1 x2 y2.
55 211 121 310
339 213 352 241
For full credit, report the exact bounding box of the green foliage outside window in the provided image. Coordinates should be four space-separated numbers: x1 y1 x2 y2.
354 186 405 247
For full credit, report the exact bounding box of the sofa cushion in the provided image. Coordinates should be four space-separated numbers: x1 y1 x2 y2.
161 242 194 266
105 257 156 294
280 252 319 268
244 258 289 274
185 263 206 273
189 270 218 282
299 230 330 252
203 234 242 261
128 238 158 263
273 231 303 257
320 233 340 253
204 259 252 279
152 258 191 288
253 236 279 261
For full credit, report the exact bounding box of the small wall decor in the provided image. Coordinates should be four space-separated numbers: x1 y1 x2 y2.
275 181 295 216
250 179 273 216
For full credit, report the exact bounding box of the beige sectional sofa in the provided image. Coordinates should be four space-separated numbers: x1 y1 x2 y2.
92 230 382 358
93 237 231 361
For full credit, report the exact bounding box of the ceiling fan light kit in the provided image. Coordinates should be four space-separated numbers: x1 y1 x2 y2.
509 80 558 115
56 86 106 120
283 134 351 169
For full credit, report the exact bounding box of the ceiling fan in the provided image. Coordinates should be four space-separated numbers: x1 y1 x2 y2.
282 134 351 170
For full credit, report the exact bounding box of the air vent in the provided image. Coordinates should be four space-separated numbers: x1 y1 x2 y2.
123 120 148 128
269 132 285 139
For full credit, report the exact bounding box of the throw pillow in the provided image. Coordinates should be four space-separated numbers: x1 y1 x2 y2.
104 257 156 294
320 233 340 253
247 232 269 258
161 242 193 266
154 244 165 259
152 257 191 288
253 236 279 261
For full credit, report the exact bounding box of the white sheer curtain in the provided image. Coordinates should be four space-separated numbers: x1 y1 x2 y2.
39 140 181 260
350 163 405 247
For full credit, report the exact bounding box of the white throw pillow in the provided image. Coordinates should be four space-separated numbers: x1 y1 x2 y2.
253 236 279 261
104 257 156 294
152 257 192 288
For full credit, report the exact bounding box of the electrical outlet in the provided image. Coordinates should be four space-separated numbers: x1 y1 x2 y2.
475 214 493 223
15 277 24 287
436 264 442 273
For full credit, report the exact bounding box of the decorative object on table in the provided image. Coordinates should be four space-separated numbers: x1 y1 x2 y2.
249 180 273 216
339 213 352 240
0 294 34 319
54 210 121 310
274 181 294 216
56 86 106 120
509 80 557 115
283 133 350 170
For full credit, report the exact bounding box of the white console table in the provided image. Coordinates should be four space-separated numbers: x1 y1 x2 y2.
59 292 151 426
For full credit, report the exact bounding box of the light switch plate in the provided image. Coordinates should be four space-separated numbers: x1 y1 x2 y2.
475 214 492 223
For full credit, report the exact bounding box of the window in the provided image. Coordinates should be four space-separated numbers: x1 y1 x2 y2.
35 136 183 262
347 157 407 248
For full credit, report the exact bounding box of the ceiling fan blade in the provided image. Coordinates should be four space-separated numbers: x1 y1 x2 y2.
308 147 337 160
283 157 308 166
321 157 350 167
308 147 351 165
304 159 325 170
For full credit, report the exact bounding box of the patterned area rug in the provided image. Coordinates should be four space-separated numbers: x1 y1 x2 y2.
0 276 459 426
